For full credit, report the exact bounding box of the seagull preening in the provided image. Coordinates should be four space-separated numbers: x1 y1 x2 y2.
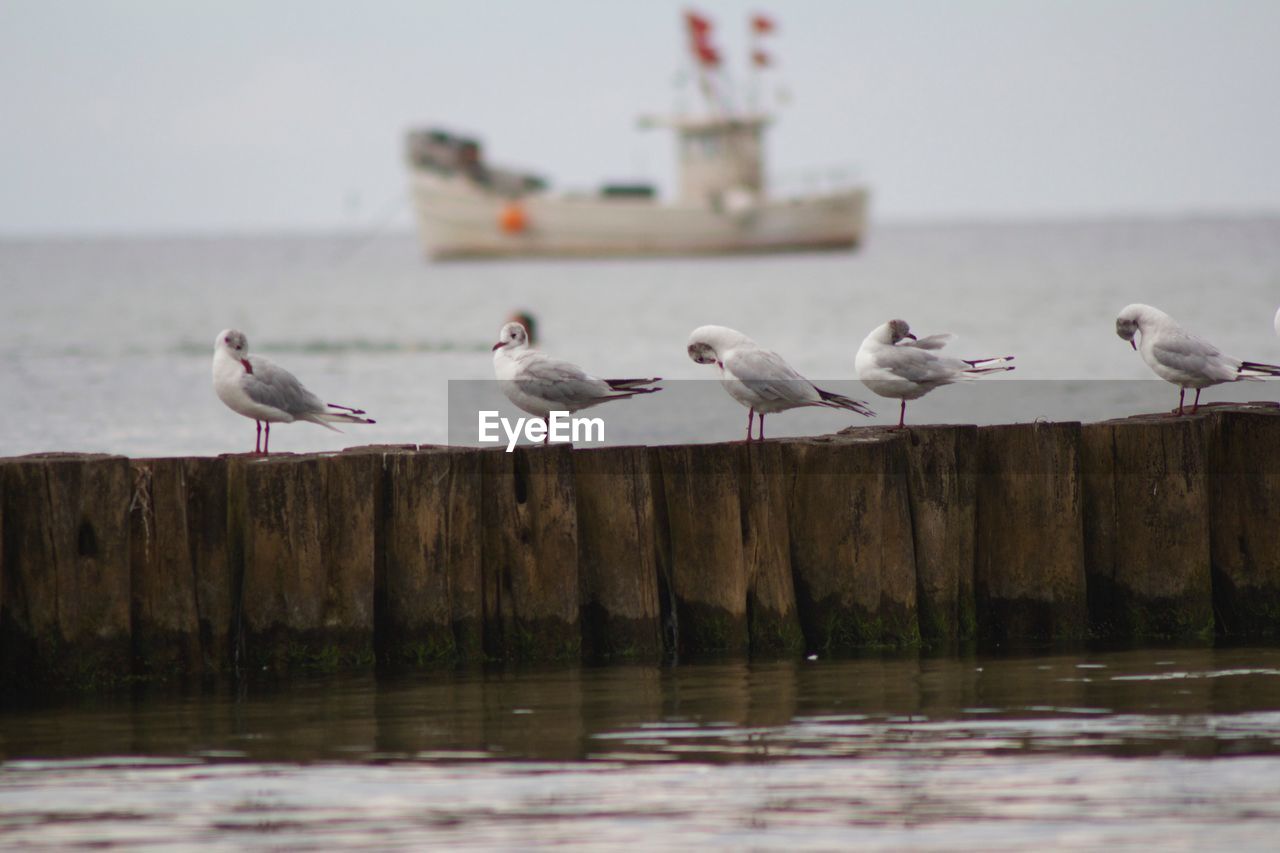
491 321 661 444
686 324 875 441
212 329 375 454
1115 304 1279 414
855 319 1015 428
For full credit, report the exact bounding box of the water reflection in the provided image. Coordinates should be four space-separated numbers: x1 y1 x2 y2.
4 648 1280 763
3 647 1280 848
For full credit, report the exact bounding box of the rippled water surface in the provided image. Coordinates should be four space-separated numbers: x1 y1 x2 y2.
4 647 1280 849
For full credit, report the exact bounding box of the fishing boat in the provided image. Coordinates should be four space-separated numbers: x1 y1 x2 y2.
404 12 869 260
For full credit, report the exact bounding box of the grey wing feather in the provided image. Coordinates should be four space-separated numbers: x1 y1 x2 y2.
904 333 956 351
876 346 961 385
518 355 614 404
1164 327 1222 359
1152 329 1239 379
243 356 325 415
725 348 821 404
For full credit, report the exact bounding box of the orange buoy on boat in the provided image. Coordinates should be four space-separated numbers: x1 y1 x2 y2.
499 201 528 234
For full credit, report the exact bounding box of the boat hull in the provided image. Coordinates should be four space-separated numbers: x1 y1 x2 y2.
409 172 868 259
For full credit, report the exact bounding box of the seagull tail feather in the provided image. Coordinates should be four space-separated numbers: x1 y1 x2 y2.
816 387 875 418
962 355 1016 368
311 411 377 428
1239 361 1280 377
605 385 663 401
604 377 662 391
963 362 1016 377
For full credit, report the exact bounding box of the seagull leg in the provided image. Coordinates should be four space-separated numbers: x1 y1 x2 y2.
254 421 262 454
1192 388 1202 414
759 414 766 441
746 408 755 442
898 400 907 429
1177 388 1186 416
543 417 550 445
264 422 271 455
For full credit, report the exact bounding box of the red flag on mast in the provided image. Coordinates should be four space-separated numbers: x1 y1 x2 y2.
751 13 776 34
685 11 712 36
685 10 721 68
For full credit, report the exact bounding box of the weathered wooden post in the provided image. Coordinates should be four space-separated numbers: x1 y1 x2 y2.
573 446 662 659
0 472 4 665
377 446 482 665
902 425 979 645
128 456 233 676
0 454 132 689
1208 409 1280 638
736 442 804 654
974 422 1087 642
787 432 919 651
481 445 580 660
234 452 379 672
652 443 749 656
1081 415 1213 639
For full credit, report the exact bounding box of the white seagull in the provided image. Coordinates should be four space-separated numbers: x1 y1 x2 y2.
1115 304 1278 414
855 319 1014 428
491 321 661 443
212 329 374 454
686 324 875 441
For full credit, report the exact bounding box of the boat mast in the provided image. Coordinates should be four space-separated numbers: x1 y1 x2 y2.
684 10 725 115
747 13 776 114
643 11 772 206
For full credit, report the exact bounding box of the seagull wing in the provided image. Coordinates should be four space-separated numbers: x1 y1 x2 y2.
516 354 616 406
242 356 325 416
724 347 822 406
902 332 956 351
873 344 960 386
1151 328 1239 382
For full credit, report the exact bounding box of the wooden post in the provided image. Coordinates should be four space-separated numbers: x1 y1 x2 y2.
128 457 233 677
1208 409 1280 638
737 442 804 654
787 434 919 651
652 443 748 656
903 425 979 645
574 446 662 659
480 445 580 660
974 422 1087 642
378 446 482 665
235 452 378 672
1081 415 1213 639
0 454 132 689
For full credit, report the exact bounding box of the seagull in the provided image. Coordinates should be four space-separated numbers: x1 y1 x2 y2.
1115 304 1278 414
855 319 1014 428
491 321 661 443
212 329 375 454
686 324 875 441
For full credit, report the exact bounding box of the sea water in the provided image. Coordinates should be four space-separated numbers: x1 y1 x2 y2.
2 216 1278 455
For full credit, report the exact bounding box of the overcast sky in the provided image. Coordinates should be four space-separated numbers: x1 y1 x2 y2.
2 0 1279 235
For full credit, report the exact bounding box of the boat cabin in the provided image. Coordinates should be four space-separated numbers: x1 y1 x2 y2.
641 113 770 207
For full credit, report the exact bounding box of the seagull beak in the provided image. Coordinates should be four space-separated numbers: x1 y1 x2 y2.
1130 339 1137 351
492 341 504 351
905 333 918 341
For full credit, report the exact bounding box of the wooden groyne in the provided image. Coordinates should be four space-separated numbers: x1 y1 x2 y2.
2 409 1279 690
